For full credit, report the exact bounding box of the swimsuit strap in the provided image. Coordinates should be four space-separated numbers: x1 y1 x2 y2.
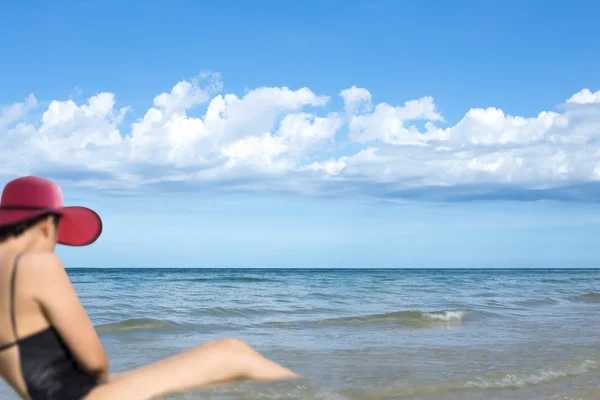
0 253 22 351
10 253 22 342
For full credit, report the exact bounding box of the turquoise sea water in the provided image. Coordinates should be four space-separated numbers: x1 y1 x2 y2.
1 268 600 399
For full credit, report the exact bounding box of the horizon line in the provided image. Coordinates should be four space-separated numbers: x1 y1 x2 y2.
64 266 600 270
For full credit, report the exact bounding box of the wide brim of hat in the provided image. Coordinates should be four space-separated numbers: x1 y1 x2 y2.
57 206 102 246
0 206 102 247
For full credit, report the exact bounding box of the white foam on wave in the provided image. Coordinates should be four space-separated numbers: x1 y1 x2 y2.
464 359 598 389
422 310 468 322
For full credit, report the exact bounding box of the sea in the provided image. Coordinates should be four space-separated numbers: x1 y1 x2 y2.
1 268 599 399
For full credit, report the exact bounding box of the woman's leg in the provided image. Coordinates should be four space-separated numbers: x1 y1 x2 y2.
85 338 300 400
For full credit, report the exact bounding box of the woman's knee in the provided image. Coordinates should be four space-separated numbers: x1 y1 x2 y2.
196 338 251 353
215 338 251 352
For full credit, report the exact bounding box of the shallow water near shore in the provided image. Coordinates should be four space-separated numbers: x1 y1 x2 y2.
1 268 599 399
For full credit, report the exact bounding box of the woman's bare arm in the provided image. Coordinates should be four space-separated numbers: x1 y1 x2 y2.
26 252 110 380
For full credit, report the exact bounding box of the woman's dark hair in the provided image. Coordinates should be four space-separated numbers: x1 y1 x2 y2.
0 213 61 243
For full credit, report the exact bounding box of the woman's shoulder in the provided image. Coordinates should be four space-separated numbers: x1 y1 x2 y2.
17 252 69 296
18 251 68 288
0 250 62 277
20 251 64 271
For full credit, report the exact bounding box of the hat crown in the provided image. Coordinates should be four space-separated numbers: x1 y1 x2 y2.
1 176 64 209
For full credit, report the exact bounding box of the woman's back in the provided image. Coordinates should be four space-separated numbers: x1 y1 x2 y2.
0 252 51 398
0 252 99 400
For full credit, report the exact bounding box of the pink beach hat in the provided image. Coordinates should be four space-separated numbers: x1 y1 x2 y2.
0 176 102 246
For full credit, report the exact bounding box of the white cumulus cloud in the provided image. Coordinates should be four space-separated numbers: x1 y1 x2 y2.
0 94 37 128
348 95 443 145
1 73 599 201
566 88 600 105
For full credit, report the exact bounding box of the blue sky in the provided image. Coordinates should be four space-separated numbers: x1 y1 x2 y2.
1 0 600 267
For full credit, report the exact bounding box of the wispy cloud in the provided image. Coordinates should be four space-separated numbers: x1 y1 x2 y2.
1 72 599 202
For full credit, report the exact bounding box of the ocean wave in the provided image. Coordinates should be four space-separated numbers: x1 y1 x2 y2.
308 309 476 327
539 278 570 283
347 357 600 399
569 292 600 302
513 292 600 307
192 306 274 316
95 318 178 334
463 358 598 389
179 276 277 283
514 297 562 306
191 306 341 318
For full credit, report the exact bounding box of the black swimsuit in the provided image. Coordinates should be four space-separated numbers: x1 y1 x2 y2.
0 254 99 400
